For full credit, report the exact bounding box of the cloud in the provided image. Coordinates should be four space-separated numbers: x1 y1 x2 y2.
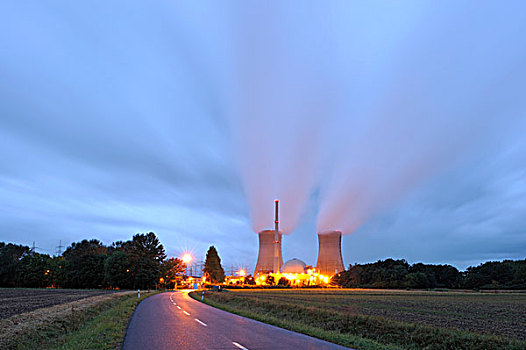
0 1 525 271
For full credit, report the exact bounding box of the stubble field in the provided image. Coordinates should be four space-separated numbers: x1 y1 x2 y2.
195 289 526 350
0 288 116 319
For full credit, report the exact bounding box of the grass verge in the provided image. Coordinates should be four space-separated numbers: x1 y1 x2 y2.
190 290 526 350
1 290 157 350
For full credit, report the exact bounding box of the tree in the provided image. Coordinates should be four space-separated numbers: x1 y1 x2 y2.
463 259 526 289
63 239 107 288
48 256 67 288
244 275 256 285
203 246 225 283
160 258 185 289
123 232 166 289
16 252 51 288
105 251 133 289
0 243 30 287
405 272 429 289
277 277 290 287
266 275 275 285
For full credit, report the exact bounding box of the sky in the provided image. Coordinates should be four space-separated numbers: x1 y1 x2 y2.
1 1 525 271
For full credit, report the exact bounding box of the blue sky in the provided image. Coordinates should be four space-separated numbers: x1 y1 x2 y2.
1 1 525 271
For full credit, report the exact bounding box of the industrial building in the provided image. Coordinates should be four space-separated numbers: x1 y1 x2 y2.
316 230 345 276
254 229 283 274
253 200 345 285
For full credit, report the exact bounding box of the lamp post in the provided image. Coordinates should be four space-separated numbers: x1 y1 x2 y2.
182 253 193 277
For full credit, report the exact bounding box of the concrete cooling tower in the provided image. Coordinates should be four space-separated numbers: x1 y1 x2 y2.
316 230 345 276
254 230 283 274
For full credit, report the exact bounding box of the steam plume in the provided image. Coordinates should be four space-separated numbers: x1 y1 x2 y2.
226 5 335 234
316 4 526 234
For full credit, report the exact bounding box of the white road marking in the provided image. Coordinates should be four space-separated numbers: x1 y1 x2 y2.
183 310 190 315
194 318 207 326
232 342 248 350
176 306 181 309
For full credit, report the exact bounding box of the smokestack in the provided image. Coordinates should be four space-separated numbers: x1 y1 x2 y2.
273 199 279 273
254 230 283 275
316 230 345 276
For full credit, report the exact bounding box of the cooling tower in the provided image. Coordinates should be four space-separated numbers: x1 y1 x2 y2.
316 230 345 276
254 230 283 274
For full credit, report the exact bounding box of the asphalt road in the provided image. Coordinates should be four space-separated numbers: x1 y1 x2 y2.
123 290 350 350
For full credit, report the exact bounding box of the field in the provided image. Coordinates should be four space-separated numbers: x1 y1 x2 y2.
0 288 117 319
0 288 152 350
194 289 526 350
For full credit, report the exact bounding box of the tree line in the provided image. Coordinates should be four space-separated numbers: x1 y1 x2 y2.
0 232 186 290
333 258 526 290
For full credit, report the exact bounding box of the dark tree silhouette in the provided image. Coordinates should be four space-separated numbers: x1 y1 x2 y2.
125 232 166 289
0 243 30 287
105 250 133 289
63 239 107 288
203 246 225 283
277 277 290 287
16 252 50 288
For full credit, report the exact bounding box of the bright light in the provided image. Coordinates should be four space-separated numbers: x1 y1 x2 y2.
182 253 193 264
238 269 246 276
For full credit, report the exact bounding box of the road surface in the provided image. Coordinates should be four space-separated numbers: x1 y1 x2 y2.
123 290 350 350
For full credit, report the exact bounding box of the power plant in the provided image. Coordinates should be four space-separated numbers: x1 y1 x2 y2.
254 200 283 274
254 229 283 274
253 200 345 285
315 230 345 276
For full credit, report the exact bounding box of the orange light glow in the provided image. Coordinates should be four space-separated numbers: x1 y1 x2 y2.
253 272 333 286
238 269 246 276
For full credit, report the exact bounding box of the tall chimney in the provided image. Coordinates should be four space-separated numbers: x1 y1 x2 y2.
316 230 345 276
254 230 283 275
273 199 279 273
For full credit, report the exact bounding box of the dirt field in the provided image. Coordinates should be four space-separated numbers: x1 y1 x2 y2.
0 288 119 319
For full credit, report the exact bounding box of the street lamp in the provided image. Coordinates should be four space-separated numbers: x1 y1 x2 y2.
182 253 193 276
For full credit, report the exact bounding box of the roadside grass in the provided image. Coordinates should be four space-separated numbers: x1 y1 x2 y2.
2 290 157 350
190 290 526 350
49 291 158 350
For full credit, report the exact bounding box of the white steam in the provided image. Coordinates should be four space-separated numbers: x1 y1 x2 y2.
226 5 336 234
315 3 526 234
182 3 526 236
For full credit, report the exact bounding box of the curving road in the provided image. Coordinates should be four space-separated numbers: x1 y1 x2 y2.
123 290 350 350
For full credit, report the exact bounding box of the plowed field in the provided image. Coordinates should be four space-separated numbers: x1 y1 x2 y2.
0 288 117 319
